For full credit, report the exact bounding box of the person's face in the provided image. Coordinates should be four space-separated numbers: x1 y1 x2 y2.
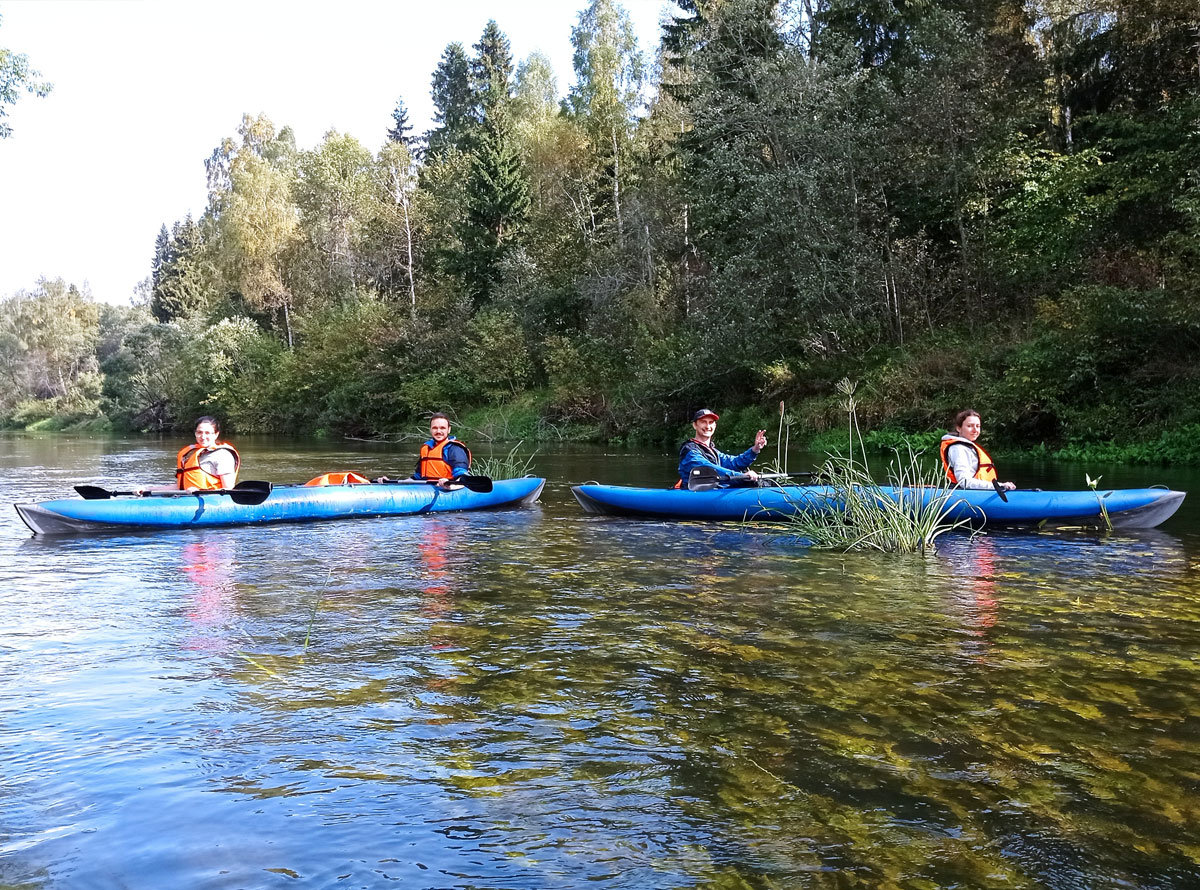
957 415 981 441
693 416 717 439
430 418 451 443
195 422 219 446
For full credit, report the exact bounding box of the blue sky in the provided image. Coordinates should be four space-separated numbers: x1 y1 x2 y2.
0 0 671 303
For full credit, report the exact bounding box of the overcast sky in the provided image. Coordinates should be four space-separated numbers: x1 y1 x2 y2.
0 0 671 303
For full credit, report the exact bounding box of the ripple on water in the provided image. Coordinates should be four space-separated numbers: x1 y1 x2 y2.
3 438 1200 888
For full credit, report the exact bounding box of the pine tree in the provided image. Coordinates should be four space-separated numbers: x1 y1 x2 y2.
459 124 531 305
428 43 475 156
471 20 515 125
387 96 415 147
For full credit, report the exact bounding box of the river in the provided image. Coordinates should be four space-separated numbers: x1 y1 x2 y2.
2 432 1198 889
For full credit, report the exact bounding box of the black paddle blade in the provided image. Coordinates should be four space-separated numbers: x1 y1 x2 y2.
687 467 724 491
228 480 273 505
455 475 493 493
74 485 116 500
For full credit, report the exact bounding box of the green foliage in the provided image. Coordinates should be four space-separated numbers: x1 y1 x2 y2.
6 4 1200 460
984 285 1200 443
786 446 973 552
151 216 213 322
465 307 533 398
293 131 379 298
458 122 531 305
0 279 103 426
1044 424 1200 465
166 316 282 432
428 42 475 157
0 13 53 139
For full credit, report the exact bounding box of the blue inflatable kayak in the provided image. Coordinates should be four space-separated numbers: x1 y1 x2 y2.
15 477 545 535
572 482 1185 529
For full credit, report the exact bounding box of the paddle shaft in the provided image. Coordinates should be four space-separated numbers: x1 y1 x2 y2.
376 475 494 493
687 466 814 491
74 480 272 505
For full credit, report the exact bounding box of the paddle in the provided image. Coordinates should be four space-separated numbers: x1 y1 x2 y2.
373 475 494 493
687 466 809 492
74 480 273 506
991 480 1010 503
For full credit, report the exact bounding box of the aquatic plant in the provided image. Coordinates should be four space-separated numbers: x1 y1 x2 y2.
784 447 973 553
472 441 537 480
1086 473 1113 533
303 565 337 652
784 379 973 552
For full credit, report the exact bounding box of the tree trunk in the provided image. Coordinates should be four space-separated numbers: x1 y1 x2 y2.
611 126 624 244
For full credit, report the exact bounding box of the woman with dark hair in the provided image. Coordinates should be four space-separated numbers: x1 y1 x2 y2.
939 409 1015 491
175 416 240 490
135 416 240 494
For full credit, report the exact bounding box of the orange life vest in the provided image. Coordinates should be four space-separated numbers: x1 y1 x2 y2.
417 438 472 479
305 472 370 486
176 442 240 490
939 435 997 485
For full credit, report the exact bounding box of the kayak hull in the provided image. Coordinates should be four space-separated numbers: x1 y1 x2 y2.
15 478 546 536
572 483 1186 529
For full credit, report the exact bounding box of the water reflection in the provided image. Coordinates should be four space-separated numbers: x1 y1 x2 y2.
179 537 239 650
2 435 1200 889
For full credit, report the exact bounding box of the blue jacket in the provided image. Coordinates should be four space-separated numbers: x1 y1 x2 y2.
678 439 758 487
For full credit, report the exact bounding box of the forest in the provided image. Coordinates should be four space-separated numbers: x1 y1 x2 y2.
2 0 1198 462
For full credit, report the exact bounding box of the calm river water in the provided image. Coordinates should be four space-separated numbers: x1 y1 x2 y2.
2 433 1199 890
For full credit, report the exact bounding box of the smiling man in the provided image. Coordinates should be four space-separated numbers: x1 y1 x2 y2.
677 408 766 489
414 413 472 488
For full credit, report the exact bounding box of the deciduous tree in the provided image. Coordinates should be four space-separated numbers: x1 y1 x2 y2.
0 13 52 139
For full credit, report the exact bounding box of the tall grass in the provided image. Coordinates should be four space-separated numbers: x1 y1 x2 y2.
785 379 973 553
472 441 537 480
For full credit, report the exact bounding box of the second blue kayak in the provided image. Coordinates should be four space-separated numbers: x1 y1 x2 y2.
572 483 1185 529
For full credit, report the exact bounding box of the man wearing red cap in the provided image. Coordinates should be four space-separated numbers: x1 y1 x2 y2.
677 408 767 488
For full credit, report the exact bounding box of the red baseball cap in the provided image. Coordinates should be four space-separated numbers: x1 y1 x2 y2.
691 408 719 422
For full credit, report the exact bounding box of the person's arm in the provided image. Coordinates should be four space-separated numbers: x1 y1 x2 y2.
207 449 239 489
724 447 760 472
947 443 992 490
723 431 767 476
444 442 470 478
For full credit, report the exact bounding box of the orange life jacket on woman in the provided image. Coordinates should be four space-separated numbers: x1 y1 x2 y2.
176 442 240 490
939 435 997 485
417 438 472 479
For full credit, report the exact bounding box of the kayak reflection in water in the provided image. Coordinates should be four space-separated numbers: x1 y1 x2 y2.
939 409 1016 492
677 408 767 488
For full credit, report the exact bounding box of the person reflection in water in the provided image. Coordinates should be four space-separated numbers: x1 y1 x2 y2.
181 538 238 652
417 519 456 652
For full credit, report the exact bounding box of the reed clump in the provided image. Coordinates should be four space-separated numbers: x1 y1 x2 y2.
786 379 972 553
785 447 972 552
472 441 536 480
